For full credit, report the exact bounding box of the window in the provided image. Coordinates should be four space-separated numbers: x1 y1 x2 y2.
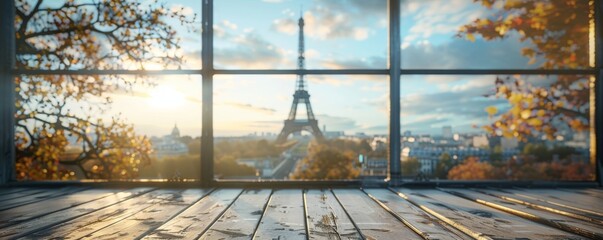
399 0 598 181
3 0 601 185
213 74 387 180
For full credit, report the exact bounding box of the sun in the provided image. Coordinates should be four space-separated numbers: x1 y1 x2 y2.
148 86 186 108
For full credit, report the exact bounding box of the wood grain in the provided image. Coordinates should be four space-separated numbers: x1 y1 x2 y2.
253 189 306 240
0 189 48 202
443 188 603 239
0 187 85 211
142 188 242 240
364 188 471 240
200 189 271 240
81 189 209 240
393 188 585 240
21 188 211 240
2 188 152 239
333 189 422 240
305 189 361 240
511 188 603 217
0 188 130 228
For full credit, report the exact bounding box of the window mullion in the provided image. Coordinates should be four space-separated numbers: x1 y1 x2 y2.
388 0 402 184
0 0 16 184
595 0 603 186
201 0 214 187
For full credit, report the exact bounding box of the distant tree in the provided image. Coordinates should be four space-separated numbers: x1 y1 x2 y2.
14 0 196 179
401 157 421 176
291 142 360 180
522 143 549 161
139 154 201 179
187 139 201 155
434 153 453 179
179 135 194 145
447 157 495 180
215 155 257 177
490 145 503 162
460 0 590 141
214 139 284 159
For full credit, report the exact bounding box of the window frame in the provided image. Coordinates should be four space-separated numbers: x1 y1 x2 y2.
0 0 601 187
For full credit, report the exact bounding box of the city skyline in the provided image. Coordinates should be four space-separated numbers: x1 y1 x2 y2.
89 0 580 138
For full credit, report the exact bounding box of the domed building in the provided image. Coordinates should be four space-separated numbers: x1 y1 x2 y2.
150 124 189 159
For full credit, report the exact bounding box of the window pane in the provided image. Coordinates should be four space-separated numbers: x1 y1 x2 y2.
15 0 201 70
400 0 592 69
215 0 387 69
15 74 202 180
400 74 594 181
214 75 388 180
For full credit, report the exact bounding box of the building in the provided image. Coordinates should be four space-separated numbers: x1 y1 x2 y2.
360 157 387 176
442 126 453 139
150 124 189 159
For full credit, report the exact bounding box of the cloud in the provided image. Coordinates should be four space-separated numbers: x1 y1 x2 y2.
214 30 290 69
307 74 387 88
320 56 386 69
315 114 360 132
271 1 386 41
262 0 283 3
401 36 532 69
315 0 387 16
399 76 511 134
271 18 297 35
401 0 489 40
221 20 238 30
226 102 277 115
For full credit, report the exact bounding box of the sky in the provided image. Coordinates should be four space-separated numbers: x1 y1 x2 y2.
77 0 590 138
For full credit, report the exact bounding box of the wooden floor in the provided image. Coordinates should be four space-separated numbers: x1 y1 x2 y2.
0 187 602 239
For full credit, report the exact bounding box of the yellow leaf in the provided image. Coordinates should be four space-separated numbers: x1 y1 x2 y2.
509 93 522 104
555 101 565 108
520 110 531 119
537 110 546 117
528 118 542 127
485 106 498 116
466 33 476 42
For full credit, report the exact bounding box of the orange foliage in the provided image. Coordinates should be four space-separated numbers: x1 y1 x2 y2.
14 0 195 180
447 157 494 180
460 0 590 141
447 156 594 181
291 141 360 180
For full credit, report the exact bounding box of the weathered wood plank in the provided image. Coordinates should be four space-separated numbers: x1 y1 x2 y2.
333 189 422 240
19 189 210 240
81 189 209 240
142 189 242 239
0 188 126 228
0 187 31 194
483 188 603 224
305 189 361 240
364 188 471 240
442 188 603 240
0 189 47 202
560 188 603 200
0 188 29 195
512 188 603 217
200 189 271 240
1 188 152 239
394 188 585 240
0 187 85 211
253 189 306 240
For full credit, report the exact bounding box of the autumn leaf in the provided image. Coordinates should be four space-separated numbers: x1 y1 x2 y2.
485 106 498 116
466 33 476 42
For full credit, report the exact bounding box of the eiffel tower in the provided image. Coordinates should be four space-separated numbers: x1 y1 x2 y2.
276 14 324 143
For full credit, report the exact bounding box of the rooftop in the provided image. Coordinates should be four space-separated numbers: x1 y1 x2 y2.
0 186 601 239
